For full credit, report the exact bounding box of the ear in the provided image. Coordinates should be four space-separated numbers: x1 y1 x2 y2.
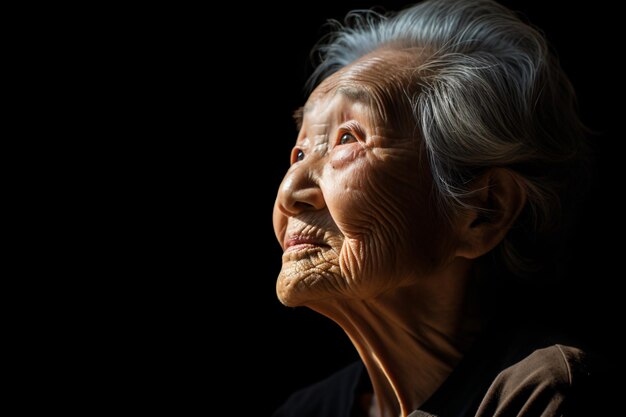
454 168 527 260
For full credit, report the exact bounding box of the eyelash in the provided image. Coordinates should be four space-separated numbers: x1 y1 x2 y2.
337 121 364 146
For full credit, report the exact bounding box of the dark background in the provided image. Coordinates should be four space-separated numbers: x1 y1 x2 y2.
106 1 619 414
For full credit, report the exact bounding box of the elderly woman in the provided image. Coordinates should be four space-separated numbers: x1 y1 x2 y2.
272 0 592 416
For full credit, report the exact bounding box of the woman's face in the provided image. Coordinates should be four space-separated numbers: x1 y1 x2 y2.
273 51 454 306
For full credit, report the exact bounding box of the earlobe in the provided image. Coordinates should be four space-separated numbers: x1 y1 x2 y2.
455 168 527 260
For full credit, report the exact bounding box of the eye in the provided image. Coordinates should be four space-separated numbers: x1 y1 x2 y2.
292 148 305 164
339 133 357 145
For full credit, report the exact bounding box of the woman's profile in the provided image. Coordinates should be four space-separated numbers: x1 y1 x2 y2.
272 0 594 415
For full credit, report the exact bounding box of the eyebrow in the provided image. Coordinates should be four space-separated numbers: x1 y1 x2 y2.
292 86 374 130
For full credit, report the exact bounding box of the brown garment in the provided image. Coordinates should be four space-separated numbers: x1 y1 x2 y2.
474 345 588 416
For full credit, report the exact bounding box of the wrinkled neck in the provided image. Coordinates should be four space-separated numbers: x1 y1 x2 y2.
308 262 487 417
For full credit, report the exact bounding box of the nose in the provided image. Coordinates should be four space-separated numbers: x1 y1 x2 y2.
276 165 326 216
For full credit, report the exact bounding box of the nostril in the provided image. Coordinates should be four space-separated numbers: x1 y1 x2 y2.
293 201 316 211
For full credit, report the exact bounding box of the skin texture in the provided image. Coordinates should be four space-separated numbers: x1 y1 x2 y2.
273 49 526 417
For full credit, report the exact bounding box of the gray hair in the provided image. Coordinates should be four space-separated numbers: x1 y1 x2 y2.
308 0 589 278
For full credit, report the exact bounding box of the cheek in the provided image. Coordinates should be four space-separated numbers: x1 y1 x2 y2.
323 160 371 233
323 151 446 280
324 151 423 234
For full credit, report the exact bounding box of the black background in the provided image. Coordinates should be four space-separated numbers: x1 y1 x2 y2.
108 1 619 414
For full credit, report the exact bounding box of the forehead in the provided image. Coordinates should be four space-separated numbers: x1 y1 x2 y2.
304 48 426 122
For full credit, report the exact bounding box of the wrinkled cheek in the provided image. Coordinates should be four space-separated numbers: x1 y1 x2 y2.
324 152 372 230
323 179 384 285
337 236 393 297
338 238 363 281
324 188 373 239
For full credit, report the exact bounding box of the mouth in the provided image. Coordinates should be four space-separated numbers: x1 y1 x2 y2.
284 235 330 253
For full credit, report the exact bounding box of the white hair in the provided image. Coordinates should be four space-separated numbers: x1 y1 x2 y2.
308 0 589 278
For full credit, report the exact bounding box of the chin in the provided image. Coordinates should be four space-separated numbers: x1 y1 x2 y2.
276 281 310 307
276 246 345 306
275 261 345 307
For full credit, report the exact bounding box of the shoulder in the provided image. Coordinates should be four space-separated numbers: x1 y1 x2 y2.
272 361 364 417
476 344 592 416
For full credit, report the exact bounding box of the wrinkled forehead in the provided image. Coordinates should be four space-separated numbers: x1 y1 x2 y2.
304 48 427 126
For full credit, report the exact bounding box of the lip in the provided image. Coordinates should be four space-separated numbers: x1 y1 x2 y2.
284 235 328 253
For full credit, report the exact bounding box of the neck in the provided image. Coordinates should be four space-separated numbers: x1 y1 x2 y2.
308 261 486 417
